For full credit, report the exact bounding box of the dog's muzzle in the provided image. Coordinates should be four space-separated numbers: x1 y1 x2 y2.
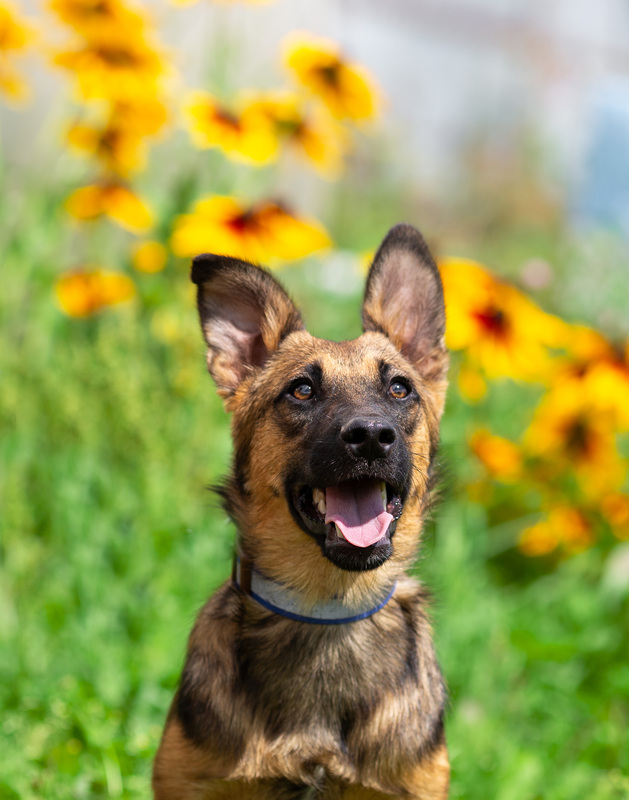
288 478 405 572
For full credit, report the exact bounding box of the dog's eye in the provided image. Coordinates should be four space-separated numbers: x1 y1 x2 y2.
389 380 410 399
291 382 314 401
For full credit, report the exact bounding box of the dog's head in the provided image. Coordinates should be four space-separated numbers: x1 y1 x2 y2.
191 224 448 602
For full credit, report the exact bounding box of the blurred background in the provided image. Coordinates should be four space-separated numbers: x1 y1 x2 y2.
1 1 628 798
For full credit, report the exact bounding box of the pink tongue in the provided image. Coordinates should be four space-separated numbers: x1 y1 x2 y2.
325 480 393 548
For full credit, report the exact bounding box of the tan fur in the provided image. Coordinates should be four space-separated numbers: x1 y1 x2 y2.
155 226 451 799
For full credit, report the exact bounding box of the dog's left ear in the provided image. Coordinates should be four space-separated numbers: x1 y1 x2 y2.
191 254 304 402
362 224 448 385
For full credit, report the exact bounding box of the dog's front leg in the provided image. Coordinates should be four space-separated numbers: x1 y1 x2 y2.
152 717 232 800
398 741 450 800
153 717 320 800
330 742 450 800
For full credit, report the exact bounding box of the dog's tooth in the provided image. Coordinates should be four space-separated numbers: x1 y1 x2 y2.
335 523 345 540
311 488 327 517
380 481 387 510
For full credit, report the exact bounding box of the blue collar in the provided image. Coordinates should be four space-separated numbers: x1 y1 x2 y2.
233 554 396 625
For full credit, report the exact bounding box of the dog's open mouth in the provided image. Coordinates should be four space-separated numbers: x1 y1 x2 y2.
294 479 404 555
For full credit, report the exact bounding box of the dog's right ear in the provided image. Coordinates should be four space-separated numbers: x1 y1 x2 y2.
191 254 304 401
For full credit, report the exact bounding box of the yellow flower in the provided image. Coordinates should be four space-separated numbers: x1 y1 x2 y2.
563 324 611 362
53 28 167 102
542 326 629 434
49 0 144 40
470 429 522 482
284 33 378 122
110 96 168 136
555 328 629 433
246 92 348 177
457 362 487 402
440 257 568 382
171 195 331 263
55 268 135 317
601 493 629 541
583 355 629 431
0 2 35 102
0 3 30 50
524 385 626 500
66 98 168 175
67 119 146 175
520 506 594 557
132 240 167 273
185 92 277 164
65 183 153 232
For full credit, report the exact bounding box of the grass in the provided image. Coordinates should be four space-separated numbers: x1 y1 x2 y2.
1 176 628 800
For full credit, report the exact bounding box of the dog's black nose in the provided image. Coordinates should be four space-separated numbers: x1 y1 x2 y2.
340 418 396 461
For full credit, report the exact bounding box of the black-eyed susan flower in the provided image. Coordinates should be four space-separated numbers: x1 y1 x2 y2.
171 195 331 263
49 0 144 40
185 92 277 164
53 28 167 102
67 118 146 175
246 91 349 177
66 97 168 175
111 95 168 136
440 257 568 384
556 328 629 433
65 182 153 232
55 267 135 317
131 240 167 273
469 429 522 483
283 33 378 122
519 506 594 557
601 493 629 541
524 385 626 501
0 2 34 102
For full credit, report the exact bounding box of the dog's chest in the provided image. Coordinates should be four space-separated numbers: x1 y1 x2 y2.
233 607 429 780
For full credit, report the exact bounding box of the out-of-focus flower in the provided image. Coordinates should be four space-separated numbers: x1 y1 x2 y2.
132 240 167 273
110 95 168 136
171 195 331 262
53 29 167 101
284 33 378 122
470 429 522 483
524 385 625 500
185 92 277 164
563 324 612 363
246 92 348 177
66 97 168 175
65 183 153 232
553 328 629 433
49 0 144 40
67 118 146 175
601 493 629 541
0 2 35 102
519 506 594 556
457 363 487 402
440 257 568 383
55 268 136 317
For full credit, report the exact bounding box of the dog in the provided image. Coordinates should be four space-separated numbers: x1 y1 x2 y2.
153 223 450 799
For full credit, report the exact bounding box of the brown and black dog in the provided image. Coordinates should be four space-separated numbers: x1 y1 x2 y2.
153 224 450 799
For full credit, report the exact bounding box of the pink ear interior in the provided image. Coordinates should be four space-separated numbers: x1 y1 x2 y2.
192 254 304 397
204 292 269 369
362 224 447 380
